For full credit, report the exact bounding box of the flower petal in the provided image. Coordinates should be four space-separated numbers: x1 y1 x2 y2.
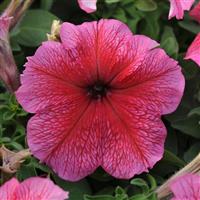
0 178 19 199
101 97 166 178
96 19 133 82
60 20 159 85
27 100 105 181
77 0 97 13
16 41 87 113
190 1 200 23
170 174 200 200
168 0 194 20
15 177 68 199
96 22 158 83
111 48 184 115
60 21 99 83
60 19 136 84
185 33 200 67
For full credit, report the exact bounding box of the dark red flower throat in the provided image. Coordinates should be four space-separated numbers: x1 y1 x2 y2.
87 80 110 100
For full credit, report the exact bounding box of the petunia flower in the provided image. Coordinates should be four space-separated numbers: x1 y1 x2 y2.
185 33 200 66
77 0 97 13
168 0 195 20
16 19 185 181
170 173 200 200
0 16 20 92
190 1 200 23
0 177 69 199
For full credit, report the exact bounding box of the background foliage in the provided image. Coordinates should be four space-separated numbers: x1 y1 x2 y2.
0 0 200 199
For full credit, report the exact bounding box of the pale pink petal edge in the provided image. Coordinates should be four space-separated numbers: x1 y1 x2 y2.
77 0 97 13
17 177 69 199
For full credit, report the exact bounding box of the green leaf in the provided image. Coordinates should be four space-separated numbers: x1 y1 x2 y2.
53 175 91 200
115 186 126 195
13 124 25 137
140 9 161 40
130 178 149 194
148 194 157 200
171 115 200 139
134 0 157 12
179 21 200 34
129 194 148 200
2 110 16 121
188 107 200 117
181 58 199 80
127 18 141 32
124 4 142 32
115 186 128 200
0 124 5 137
40 0 54 10
165 127 178 154
16 165 37 181
163 150 186 168
14 51 26 67
147 174 157 190
16 9 59 47
84 195 115 200
160 26 179 58
184 142 200 162
8 141 24 150
105 0 121 4
10 38 21 52
31 158 51 173
0 137 11 143
112 8 127 23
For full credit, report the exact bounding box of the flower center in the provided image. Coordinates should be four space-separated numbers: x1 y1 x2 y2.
87 81 109 100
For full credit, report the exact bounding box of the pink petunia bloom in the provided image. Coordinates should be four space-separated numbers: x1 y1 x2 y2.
170 174 200 200
0 177 69 199
16 19 185 181
185 33 200 66
77 0 97 13
168 0 195 20
190 1 200 23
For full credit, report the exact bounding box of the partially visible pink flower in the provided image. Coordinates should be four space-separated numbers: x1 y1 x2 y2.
190 1 200 23
16 19 185 181
185 33 200 66
170 174 200 200
0 16 20 92
0 178 19 199
168 0 195 20
78 0 97 13
0 177 69 199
